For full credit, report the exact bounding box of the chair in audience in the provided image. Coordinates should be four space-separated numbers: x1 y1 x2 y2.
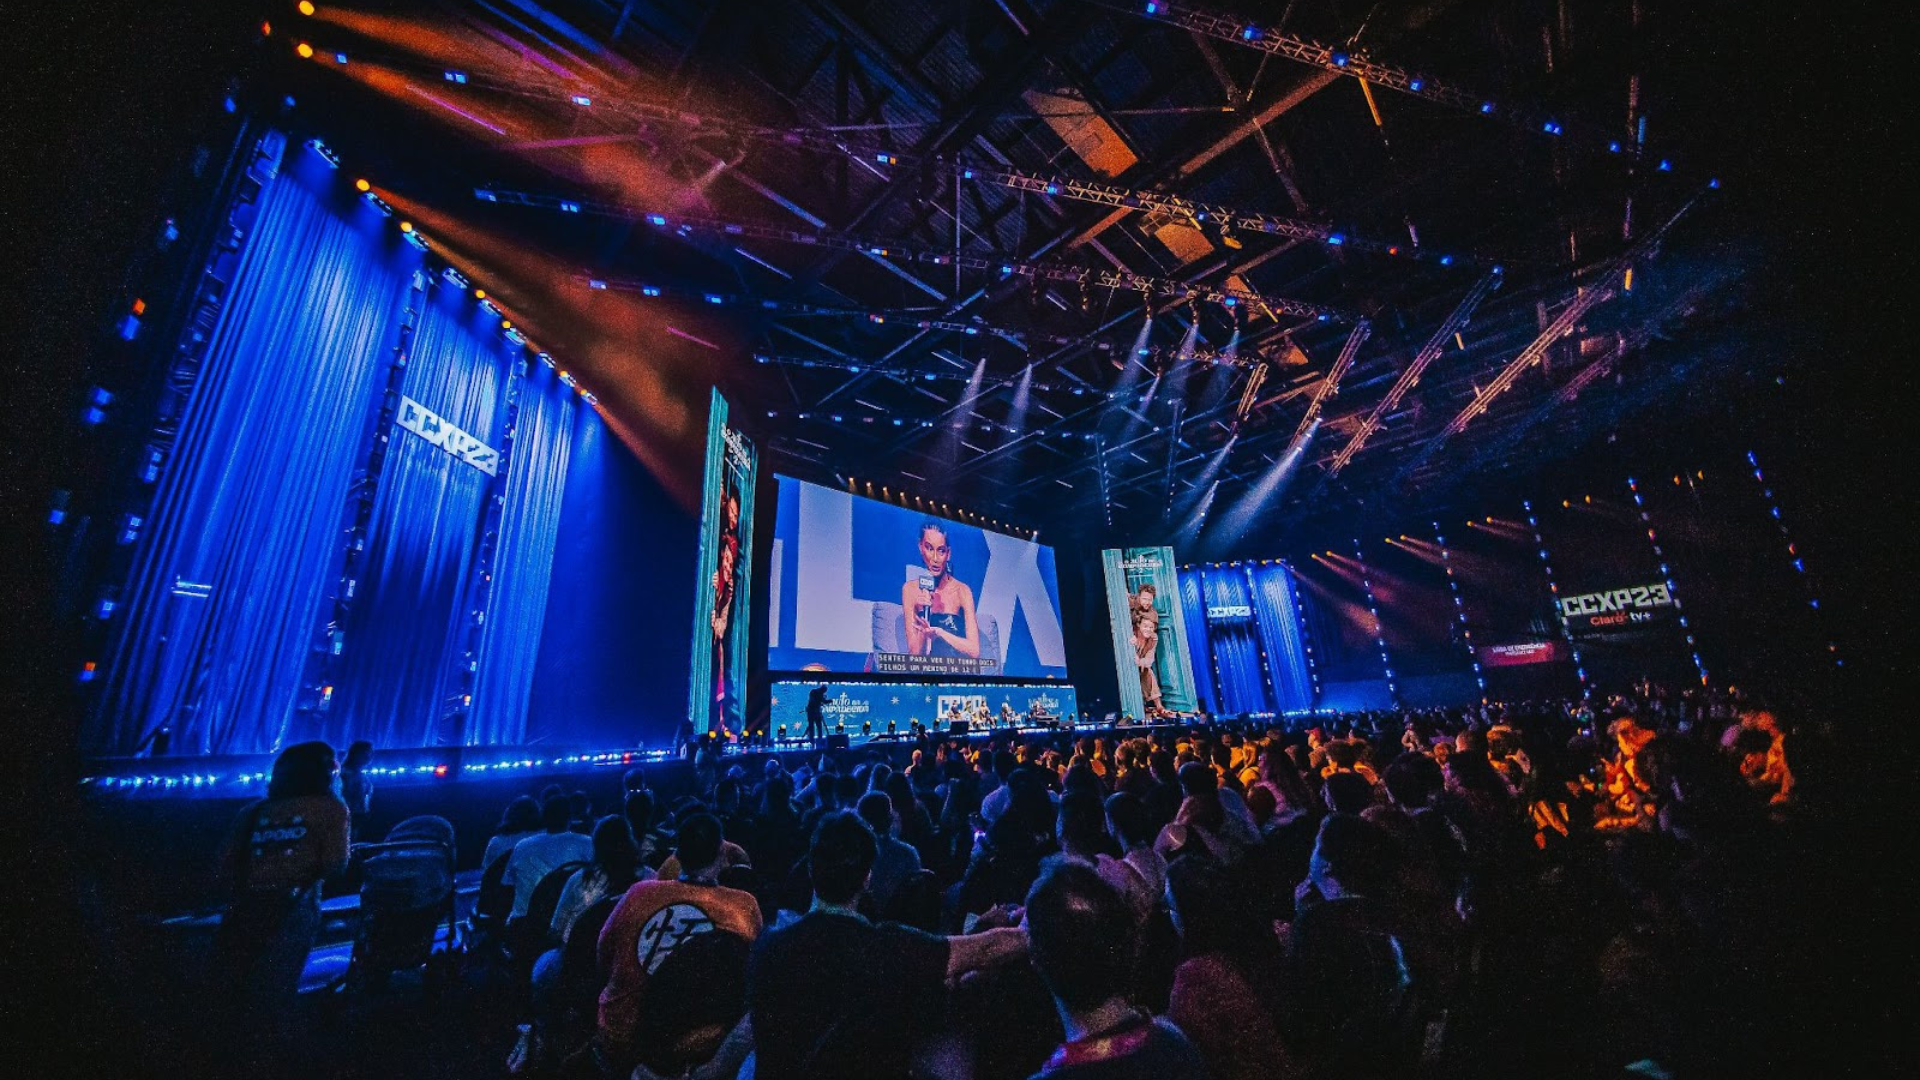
341 815 461 992
467 848 517 950
882 869 942 933
511 861 588 961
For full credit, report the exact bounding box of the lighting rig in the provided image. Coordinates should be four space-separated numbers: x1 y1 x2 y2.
486 189 1349 321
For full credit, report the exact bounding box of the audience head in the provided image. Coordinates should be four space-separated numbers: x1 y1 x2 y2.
673 813 725 878
1025 862 1134 1013
542 794 573 834
268 742 337 800
342 740 372 770
1323 770 1375 816
622 766 648 793
592 815 641 882
808 810 878 906
856 791 895 837
1383 754 1443 810
1056 789 1109 856
1103 791 1154 850
1177 760 1219 798
624 789 655 835
499 794 540 835
1309 813 1393 899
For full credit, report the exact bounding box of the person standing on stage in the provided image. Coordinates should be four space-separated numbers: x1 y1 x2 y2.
806 684 829 742
903 520 980 662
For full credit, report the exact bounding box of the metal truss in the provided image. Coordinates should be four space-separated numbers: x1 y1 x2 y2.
1288 321 1374 444
1325 271 1502 476
1103 0 1669 166
485 187 1352 320
1397 191 1709 476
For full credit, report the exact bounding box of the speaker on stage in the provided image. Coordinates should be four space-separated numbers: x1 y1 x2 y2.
948 720 970 736
826 733 850 750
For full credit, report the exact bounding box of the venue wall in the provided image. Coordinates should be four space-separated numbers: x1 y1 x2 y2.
84 130 692 757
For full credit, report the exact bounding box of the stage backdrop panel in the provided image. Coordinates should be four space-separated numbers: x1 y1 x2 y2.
767 681 1077 736
1101 548 1199 718
687 391 758 735
91 138 416 755
1177 562 1315 718
768 477 1068 680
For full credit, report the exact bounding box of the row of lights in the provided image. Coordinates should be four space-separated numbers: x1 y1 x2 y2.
1351 539 1397 704
1627 477 1709 685
1432 522 1488 703
844 476 1035 539
305 141 602 409
1525 499 1591 698
1746 451 1840 667
80 747 675 793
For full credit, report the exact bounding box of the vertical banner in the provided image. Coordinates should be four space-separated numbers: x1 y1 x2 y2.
1102 547 1199 718
688 390 758 735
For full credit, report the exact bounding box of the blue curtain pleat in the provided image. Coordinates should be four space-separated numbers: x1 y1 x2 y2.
90 153 412 755
466 366 578 746
1252 563 1315 712
1203 568 1267 715
323 284 511 749
1178 570 1217 715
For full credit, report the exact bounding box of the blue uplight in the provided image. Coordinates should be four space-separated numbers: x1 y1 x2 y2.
647 214 667 225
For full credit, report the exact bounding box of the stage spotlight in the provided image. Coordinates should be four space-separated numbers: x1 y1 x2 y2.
474 289 485 299
354 178 370 192
297 1 314 14
296 42 314 59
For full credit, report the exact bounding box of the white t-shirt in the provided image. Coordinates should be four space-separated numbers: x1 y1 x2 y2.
482 829 539 875
503 831 594 918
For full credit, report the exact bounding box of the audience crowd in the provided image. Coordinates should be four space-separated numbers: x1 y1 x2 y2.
218 685 1836 1079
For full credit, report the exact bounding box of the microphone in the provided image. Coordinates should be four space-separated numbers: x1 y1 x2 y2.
916 576 937 653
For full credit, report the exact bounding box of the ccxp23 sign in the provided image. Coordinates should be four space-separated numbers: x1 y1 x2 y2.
1558 582 1675 634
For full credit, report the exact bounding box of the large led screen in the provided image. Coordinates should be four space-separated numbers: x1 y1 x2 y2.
768 477 1068 679
687 390 757 735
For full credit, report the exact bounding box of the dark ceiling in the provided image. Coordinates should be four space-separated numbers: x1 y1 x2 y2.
40 0 1858 554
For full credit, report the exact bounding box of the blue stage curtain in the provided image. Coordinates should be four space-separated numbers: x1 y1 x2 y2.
466 363 578 746
1202 568 1268 716
1178 569 1217 715
322 280 513 749
90 144 413 756
1251 563 1315 712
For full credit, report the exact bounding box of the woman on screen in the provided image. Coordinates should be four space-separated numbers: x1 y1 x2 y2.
902 520 980 660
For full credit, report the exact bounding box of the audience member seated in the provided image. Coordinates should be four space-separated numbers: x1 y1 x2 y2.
1024 862 1209 1080
597 813 763 1075
484 795 543 875
857 790 923 913
748 810 1028 1080
504 795 594 923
